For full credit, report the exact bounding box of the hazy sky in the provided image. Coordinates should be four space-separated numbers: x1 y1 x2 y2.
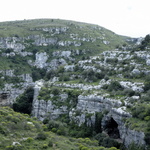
1 0 150 37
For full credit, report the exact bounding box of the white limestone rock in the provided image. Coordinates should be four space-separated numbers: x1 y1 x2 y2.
131 69 140 75
146 59 150 65
34 52 48 68
52 50 71 58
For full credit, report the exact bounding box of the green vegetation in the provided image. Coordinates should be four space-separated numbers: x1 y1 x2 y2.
42 111 124 149
13 87 34 114
0 107 121 150
0 55 32 74
38 87 81 108
139 34 150 50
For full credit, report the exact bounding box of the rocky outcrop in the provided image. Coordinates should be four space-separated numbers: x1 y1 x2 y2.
52 50 71 58
70 95 145 147
32 86 146 147
102 108 145 147
0 37 25 52
0 74 34 105
68 95 121 127
32 35 57 46
30 27 69 34
32 80 67 121
34 52 48 68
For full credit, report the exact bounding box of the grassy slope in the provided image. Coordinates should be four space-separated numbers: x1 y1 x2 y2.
0 107 119 150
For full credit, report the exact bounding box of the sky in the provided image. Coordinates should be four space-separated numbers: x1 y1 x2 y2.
0 0 150 37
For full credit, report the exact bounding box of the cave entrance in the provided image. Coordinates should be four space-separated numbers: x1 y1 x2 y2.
104 117 120 139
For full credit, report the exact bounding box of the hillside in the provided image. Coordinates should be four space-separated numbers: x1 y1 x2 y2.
0 106 120 150
0 19 150 150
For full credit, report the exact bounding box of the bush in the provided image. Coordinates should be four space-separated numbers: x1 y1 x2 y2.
26 137 34 143
47 120 68 135
0 125 7 135
42 144 48 149
36 132 48 140
48 140 53 147
43 118 49 124
106 58 118 64
94 112 103 133
122 88 135 97
32 67 47 82
107 81 123 92
128 142 145 150
131 104 150 120
13 87 34 114
145 132 150 145
5 145 23 150
94 133 122 149
51 88 60 95
44 70 57 80
144 75 150 91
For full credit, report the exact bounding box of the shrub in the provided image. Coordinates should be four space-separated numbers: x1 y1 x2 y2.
131 104 150 120
36 132 48 140
47 120 59 130
107 81 123 92
94 133 122 149
5 145 23 150
32 67 47 81
13 87 34 114
51 88 60 95
51 128 57 133
44 70 57 80
42 144 48 149
145 132 150 145
122 88 135 97
48 140 53 147
128 142 145 150
26 137 34 143
47 120 68 135
108 147 119 150
0 125 7 135
5 146 13 150
94 112 103 133
144 75 150 91
43 118 49 124
79 145 89 150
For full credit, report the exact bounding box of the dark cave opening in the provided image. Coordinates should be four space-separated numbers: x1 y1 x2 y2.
104 117 120 139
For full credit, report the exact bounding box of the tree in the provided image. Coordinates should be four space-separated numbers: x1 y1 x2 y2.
140 34 150 50
144 75 150 91
13 87 34 114
108 81 123 92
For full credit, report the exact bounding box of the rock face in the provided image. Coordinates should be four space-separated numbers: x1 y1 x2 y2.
0 37 25 52
102 109 145 147
32 80 67 121
34 52 48 68
31 90 145 147
0 74 34 105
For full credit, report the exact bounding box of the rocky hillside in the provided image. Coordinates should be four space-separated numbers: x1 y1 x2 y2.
0 19 150 150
